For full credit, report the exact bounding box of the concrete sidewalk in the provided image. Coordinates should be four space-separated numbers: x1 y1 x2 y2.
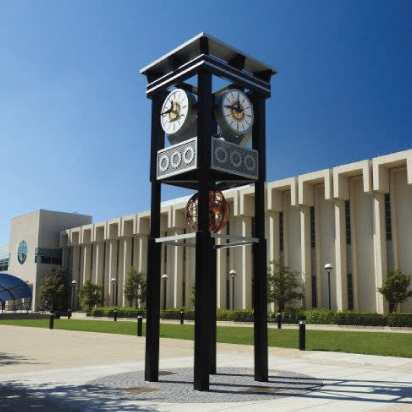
0 325 411 411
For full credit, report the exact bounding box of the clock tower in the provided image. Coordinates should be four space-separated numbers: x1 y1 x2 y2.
140 33 276 391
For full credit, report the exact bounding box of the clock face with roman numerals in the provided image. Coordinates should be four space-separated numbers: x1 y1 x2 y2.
160 89 196 138
215 90 254 139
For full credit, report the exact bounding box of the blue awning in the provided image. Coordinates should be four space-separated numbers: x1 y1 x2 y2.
0 273 32 302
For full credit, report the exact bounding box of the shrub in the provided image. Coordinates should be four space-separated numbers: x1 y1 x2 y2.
303 308 336 324
232 309 254 322
216 308 235 321
387 313 412 327
335 311 387 326
160 307 195 320
90 306 145 318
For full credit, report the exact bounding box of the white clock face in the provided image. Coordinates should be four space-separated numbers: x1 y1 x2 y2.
160 89 196 137
217 90 254 137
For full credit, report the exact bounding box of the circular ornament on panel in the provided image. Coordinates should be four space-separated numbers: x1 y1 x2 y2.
230 150 242 168
215 147 228 164
17 240 27 264
183 146 195 164
170 151 182 168
159 155 169 172
244 154 256 171
160 89 197 145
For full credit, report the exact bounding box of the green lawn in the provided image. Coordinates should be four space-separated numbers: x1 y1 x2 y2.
1 318 411 358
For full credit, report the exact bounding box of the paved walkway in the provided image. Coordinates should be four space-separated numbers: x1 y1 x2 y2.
0 325 411 411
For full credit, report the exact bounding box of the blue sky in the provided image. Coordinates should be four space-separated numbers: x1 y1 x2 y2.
1 0 411 245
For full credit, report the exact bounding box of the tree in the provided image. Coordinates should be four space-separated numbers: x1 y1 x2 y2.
124 266 147 308
39 267 69 311
378 270 412 313
78 280 103 311
190 282 196 307
267 259 305 311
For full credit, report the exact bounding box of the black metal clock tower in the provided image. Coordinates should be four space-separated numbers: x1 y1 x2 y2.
140 33 276 391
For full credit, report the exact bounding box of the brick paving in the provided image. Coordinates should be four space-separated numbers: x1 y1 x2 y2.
86 367 323 403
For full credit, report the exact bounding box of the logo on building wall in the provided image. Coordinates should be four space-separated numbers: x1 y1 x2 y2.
17 240 27 264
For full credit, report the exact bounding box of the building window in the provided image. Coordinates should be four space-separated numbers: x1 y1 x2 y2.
0 258 9 271
131 237 134 266
347 272 354 310
90 244 94 272
182 229 186 306
310 207 317 307
384 193 392 241
279 212 284 253
345 200 351 245
163 231 168 271
310 207 316 248
35 248 62 265
251 217 256 238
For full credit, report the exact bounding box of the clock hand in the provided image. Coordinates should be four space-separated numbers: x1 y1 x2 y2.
161 101 174 116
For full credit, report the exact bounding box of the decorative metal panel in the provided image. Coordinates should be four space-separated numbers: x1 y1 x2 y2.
157 138 197 180
211 138 258 179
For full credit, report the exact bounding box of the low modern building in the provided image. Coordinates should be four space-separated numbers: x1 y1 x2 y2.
3 148 412 313
5 210 91 309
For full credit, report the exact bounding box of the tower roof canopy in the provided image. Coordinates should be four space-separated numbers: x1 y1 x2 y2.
140 32 277 80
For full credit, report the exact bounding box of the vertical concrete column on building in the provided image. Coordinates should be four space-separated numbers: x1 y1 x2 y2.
71 246 81 284
266 210 279 263
334 199 348 311
82 244 92 284
94 242 104 285
171 228 183 307
108 239 118 306
314 200 323 308
282 195 290 266
349 182 360 309
373 192 388 313
122 237 132 306
300 206 312 308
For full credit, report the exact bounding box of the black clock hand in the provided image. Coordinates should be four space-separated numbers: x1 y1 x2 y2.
161 101 174 116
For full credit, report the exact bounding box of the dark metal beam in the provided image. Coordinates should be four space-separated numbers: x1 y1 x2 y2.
146 55 271 98
194 69 213 391
228 54 246 71
251 93 268 383
145 92 166 382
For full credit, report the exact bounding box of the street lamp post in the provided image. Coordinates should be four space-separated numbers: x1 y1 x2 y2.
229 269 237 311
111 277 118 306
71 280 77 312
324 263 333 310
162 274 168 310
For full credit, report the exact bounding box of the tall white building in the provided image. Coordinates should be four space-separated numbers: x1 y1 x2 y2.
5 148 412 313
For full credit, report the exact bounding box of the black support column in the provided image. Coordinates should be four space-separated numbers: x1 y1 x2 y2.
145 92 166 382
194 69 213 391
251 94 269 382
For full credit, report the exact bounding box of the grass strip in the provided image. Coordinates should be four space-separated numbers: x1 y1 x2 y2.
1 319 411 358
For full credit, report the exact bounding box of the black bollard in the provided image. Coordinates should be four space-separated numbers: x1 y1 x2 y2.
137 315 143 336
180 309 184 325
68 309 72 319
49 313 54 330
113 308 118 322
277 311 282 329
299 317 306 350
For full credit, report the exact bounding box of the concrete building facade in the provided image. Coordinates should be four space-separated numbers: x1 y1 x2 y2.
57 148 412 314
7 210 91 309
